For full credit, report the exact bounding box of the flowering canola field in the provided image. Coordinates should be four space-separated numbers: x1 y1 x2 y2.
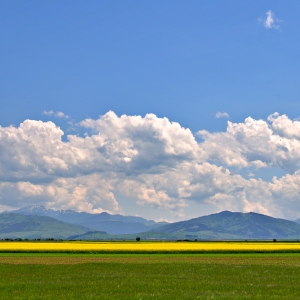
0 242 300 253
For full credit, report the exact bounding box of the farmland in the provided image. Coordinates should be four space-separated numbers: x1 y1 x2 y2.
0 241 300 253
1 253 300 299
1 242 300 299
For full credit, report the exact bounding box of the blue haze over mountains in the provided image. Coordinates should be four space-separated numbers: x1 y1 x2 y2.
2 205 300 240
151 211 300 240
10 205 166 235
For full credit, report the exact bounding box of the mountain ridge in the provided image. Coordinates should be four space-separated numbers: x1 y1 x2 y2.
4 206 300 240
150 210 300 239
0 213 92 239
8 205 166 234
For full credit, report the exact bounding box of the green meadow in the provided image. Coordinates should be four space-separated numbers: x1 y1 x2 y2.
0 253 300 299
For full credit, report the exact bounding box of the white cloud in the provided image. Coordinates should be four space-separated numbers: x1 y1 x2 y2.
43 110 69 118
1 111 300 219
0 112 198 214
198 114 300 173
262 10 282 30
215 112 229 118
0 175 120 214
56 111 69 118
42 110 54 116
268 113 300 139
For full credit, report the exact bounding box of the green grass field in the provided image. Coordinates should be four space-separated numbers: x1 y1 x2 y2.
0 254 300 299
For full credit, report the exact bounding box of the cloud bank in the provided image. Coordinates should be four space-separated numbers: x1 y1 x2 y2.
1 111 300 219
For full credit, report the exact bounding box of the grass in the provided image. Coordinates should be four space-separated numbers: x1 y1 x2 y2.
0 253 300 299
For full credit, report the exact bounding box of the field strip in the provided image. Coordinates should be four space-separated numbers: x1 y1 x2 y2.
0 242 300 253
0 254 300 265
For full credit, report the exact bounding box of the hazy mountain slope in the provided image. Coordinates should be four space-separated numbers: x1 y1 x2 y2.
295 218 300 224
9 207 299 240
0 213 90 239
67 230 174 241
72 219 164 235
10 205 165 234
151 211 300 239
12 205 91 223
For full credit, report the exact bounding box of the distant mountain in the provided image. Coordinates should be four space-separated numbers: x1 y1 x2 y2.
8 207 298 240
0 213 91 239
295 218 300 225
151 211 300 240
68 230 172 241
10 205 166 234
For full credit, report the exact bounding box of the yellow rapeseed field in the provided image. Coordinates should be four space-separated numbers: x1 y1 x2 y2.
0 241 300 252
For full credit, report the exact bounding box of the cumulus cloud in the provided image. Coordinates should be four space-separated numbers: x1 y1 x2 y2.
261 10 282 30
215 112 229 119
1 111 300 219
198 114 300 173
268 113 300 139
43 110 69 118
0 175 119 214
0 112 198 214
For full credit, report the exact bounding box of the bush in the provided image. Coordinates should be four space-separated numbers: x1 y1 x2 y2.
136 237 141 241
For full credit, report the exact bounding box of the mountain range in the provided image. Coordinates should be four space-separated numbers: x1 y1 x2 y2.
150 211 300 240
2 206 300 240
8 205 166 234
0 213 90 239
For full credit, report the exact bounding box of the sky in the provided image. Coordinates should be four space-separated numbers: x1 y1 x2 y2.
1 1 300 222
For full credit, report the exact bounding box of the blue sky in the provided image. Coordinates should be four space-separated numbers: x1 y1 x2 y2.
1 1 300 221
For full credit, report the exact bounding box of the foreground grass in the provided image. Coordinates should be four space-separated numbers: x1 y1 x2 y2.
0 254 300 299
